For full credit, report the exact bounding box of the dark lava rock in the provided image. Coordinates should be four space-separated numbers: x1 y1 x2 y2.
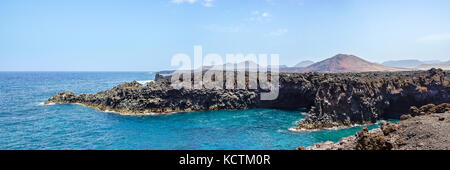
44 92 78 104
355 128 393 150
299 104 450 150
400 114 413 120
295 146 306 150
380 122 398 135
294 69 449 130
46 69 450 129
409 103 450 116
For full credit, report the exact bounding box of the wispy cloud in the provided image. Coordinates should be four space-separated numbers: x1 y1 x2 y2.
267 28 288 36
249 11 272 22
265 0 305 6
171 0 198 4
202 0 215 7
205 25 245 33
417 33 450 43
171 0 215 7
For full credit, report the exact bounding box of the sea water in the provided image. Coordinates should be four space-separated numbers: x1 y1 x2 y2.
0 72 381 150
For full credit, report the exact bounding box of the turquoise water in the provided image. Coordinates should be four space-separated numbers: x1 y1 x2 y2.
0 72 381 150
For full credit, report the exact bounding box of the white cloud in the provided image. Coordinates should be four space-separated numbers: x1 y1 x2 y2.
171 0 198 4
268 28 288 36
171 0 215 7
202 0 214 7
261 12 270 17
417 33 450 43
249 11 271 22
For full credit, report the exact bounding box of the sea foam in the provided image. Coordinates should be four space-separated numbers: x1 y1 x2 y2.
38 102 55 106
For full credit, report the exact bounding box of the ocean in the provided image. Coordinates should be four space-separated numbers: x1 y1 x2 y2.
0 72 381 150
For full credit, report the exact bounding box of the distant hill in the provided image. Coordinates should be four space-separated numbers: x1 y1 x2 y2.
301 54 405 73
412 61 450 70
382 59 441 68
268 65 288 69
293 60 314 68
158 54 411 74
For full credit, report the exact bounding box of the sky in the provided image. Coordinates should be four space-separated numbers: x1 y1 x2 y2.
0 0 449 71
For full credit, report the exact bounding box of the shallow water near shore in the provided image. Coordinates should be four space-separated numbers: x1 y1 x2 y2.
0 72 382 150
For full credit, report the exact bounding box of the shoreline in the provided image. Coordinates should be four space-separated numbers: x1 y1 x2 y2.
43 101 177 116
288 121 385 132
42 101 264 116
43 101 392 133
43 100 387 133
298 103 450 150
44 69 450 130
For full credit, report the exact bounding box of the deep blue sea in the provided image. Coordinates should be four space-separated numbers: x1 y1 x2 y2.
0 72 381 150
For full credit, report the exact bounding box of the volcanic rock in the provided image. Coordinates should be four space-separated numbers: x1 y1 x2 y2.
46 69 450 130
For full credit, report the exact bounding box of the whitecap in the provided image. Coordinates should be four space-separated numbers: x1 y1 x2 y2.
100 109 176 116
277 129 287 133
103 110 119 113
38 102 55 106
288 127 320 132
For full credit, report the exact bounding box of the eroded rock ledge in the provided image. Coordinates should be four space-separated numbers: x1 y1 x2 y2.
46 69 449 129
297 103 450 150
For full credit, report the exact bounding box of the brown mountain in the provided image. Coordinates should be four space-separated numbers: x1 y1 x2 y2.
293 60 315 68
301 54 406 73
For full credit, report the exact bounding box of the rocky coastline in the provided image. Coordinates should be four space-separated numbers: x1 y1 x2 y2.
297 103 450 150
46 68 449 130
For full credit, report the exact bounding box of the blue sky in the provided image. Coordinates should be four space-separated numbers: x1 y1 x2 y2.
1 0 449 71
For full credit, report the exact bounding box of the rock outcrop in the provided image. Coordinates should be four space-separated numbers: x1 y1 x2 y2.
45 80 259 114
46 69 450 129
298 103 450 150
294 68 449 130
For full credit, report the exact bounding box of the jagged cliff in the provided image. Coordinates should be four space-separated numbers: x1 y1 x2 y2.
293 68 449 130
297 103 450 150
46 69 450 129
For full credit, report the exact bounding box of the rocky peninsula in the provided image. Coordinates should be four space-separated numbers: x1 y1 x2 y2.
46 68 450 130
297 103 450 150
